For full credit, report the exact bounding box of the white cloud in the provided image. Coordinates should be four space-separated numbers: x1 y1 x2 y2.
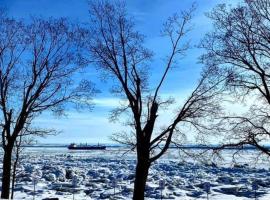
92 97 124 108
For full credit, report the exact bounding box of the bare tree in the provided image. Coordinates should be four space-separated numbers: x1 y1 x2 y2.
87 1 223 199
200 0 270 155
0 16 94 199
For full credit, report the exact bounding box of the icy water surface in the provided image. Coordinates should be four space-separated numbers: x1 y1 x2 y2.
1 147 270 199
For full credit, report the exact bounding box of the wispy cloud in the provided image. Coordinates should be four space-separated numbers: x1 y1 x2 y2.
93 97 124 108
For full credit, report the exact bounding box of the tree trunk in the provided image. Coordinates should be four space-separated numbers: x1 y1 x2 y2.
133 153 150 200
11 146 20 199
1 147 13 199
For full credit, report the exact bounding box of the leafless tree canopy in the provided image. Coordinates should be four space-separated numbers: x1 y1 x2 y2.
201 0 270 155
0 17 93 143
87 1 223 199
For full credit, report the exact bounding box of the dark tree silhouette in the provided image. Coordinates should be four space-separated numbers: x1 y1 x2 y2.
0 16 94 199
10 135 25 199
201 0 270 155
87 1 223 199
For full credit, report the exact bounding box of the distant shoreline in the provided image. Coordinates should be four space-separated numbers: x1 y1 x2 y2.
13 144 269 150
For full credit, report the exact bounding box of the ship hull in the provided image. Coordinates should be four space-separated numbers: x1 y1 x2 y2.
68 146 106 150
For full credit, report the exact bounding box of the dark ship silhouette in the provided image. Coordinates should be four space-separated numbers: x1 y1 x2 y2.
68 143 106 150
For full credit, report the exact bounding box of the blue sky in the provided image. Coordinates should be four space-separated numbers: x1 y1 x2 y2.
1 0 238 144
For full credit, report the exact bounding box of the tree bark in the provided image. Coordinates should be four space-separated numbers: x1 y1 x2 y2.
11 145 20 199
1 147 13 199
133 150 150 200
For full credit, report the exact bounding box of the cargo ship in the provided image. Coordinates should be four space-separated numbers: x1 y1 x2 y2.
67 143 106 150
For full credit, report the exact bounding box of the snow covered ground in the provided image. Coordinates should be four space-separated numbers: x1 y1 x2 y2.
1 147 270 199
